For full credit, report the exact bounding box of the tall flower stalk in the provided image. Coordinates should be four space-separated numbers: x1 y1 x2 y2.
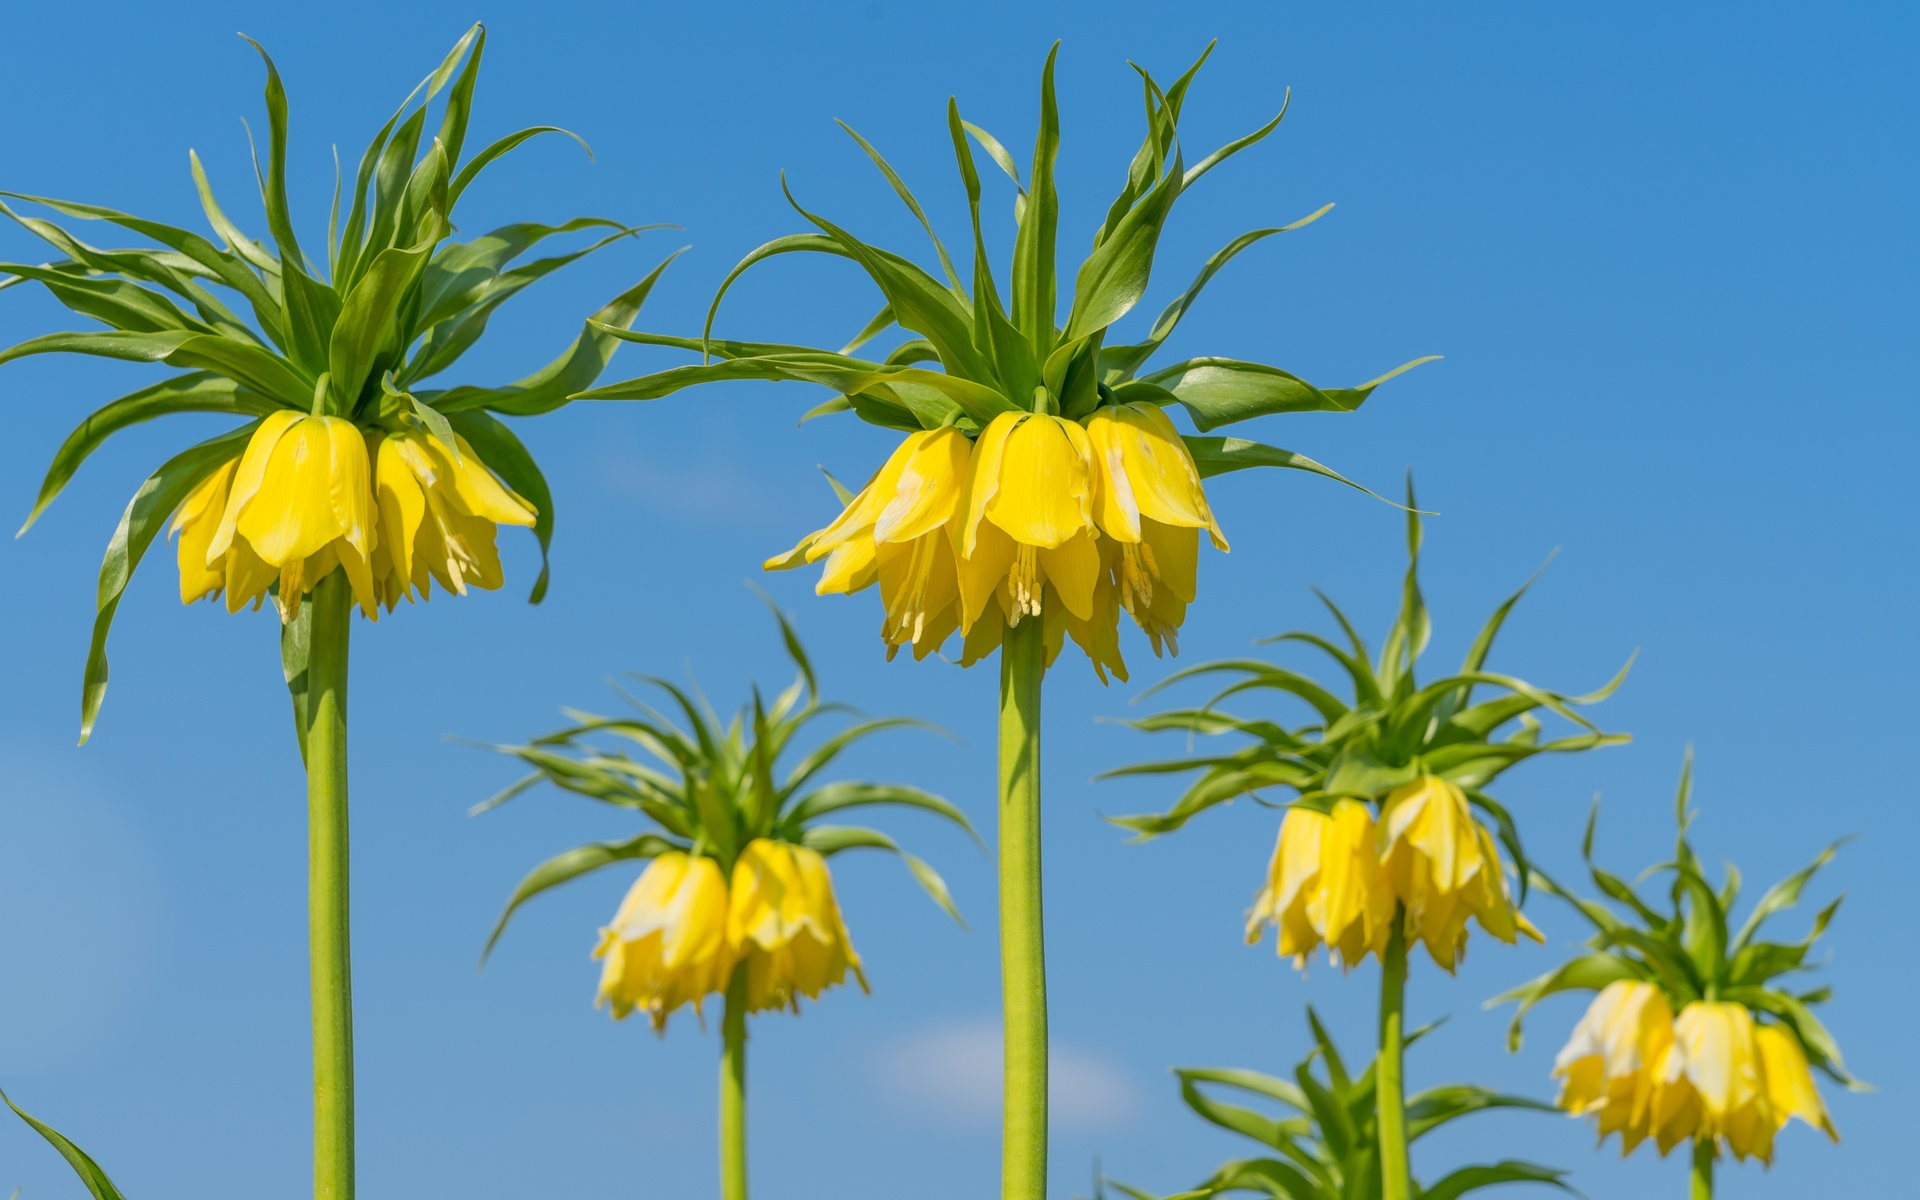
472 606 973 1200
0 26 668 1199
1494 754 1863 1196
579 46 1428 1197
1109 496 1629 1200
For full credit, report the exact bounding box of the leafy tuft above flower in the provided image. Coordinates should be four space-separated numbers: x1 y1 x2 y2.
577 44 1435 677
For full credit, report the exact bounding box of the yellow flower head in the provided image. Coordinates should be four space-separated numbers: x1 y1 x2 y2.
766 427 970 661
1552 991 1840 1164
170 417 536 622
370 428 537 609
1247 799 1393 969
189 412 380 619
593 852 735 1032
1553 980 1675 1154
1378 775 1541 969
728 839 868 1013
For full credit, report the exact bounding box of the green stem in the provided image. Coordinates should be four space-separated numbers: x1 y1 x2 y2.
720 966 749 1200
1689 1138 1714 1200
305 572 354 1200
998 617 1047 1200
1377 912 1411 1200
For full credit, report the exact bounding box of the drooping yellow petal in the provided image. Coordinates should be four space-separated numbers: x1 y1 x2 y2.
1379 775 1538 968
238 415 358 566
207 410 302 561
1755 1023 1837 1141
1085 401 1226 549
173 461 238 604
594 852 736 1032
1036 531 1100 622
1248 800 1394 970
874 426 970 544
983 413 1093 549
728 839 865 1013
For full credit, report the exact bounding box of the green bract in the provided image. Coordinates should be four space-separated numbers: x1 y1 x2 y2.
473 603 977 962
1494 753 1864 1090
0 24 672 739
1106 493 1632 881
577 42 1429 493
1092 1011 1573 1200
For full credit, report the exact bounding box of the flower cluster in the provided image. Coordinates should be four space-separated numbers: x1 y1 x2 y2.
1554 981 1836 1163
172 415 535 621
594 841 867 1032
772 402 1224 682
1246 777 1539 970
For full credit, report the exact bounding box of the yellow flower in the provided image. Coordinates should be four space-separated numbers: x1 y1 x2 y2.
1084 401 1228 659
1755 1022 1837 1142
1654 1001 1777 1161
170 416 536 621
958 411 1103 635
369 428 537 609
593 852 735 1032
1378 775 1541 968
1247 799 1394 969
766 427 970 661
193 412 380 619
1553 980 1675 1154
727 839 867 1012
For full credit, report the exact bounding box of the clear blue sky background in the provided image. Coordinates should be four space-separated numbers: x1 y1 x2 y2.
1 2 1912 1197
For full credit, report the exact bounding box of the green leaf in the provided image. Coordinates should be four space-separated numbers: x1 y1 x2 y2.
281 588 313 766
1099 214 1329 383
0 261 211 335
797 824 965 925
1182 436 1388 502
784 782 981 847
480 832 682 966
1416 1161 1575 1200
81 426 255 743
436 252 681 416
1405 1087 1558 1142
1731 840 1845 952
330 236 436 410
0 1086 130 1200
1011 44 1061 359
20 372 280 535
1147 356 1437 432
1062 142 1183 343
0 329 196 368
449 126 593 205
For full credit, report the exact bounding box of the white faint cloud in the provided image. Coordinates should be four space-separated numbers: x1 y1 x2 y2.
876 1019 1141 1130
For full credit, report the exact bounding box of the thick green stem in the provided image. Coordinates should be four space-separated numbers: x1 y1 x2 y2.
720 967 749 1200
306 572 354 1200
998 617 1047 1200
1689 1138 1714 1200
1377 912 1411 1200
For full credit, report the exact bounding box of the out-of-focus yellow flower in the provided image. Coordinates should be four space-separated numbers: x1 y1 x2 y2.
1553 980 1675 1154
1084 401 1227 659
1755 1022 1837 1142
1247 799 1394 969
728 839 867 1013
1378 775 1541 968
369 428 536 609
1555 992 1840 1164
1655 1001 1775 1161
593 852 735 1032
766 427 970 661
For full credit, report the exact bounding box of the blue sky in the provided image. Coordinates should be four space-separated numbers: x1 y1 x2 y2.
1 2 1913 1198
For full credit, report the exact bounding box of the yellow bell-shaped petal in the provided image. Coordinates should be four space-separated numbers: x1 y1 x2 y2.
1247 800 1395 969
1755 1022 1838 1142
369 428 537 607
1553 980 1675 1155
963 411 1094 553
1378 775 1542 969
767 427 970 660
197 413 381 620
727 839 867 1013
593 852 735 1033
1084 401 1226 549
1659 1001 1779 1163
